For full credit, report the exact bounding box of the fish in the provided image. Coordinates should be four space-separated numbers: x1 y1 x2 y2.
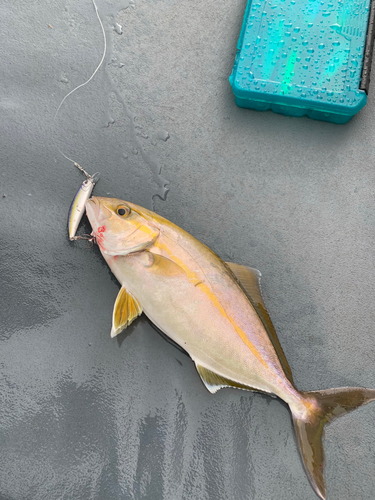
85 196 375 499
68 173 100 240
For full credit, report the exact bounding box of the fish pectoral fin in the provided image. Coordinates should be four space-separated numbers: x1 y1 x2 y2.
195 364 260 394
225 262 294 385
147 253 186 276
111 286 143 338
146 252 202 286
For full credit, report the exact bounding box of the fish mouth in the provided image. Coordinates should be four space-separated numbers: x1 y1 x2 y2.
86 197 97 208
86 197 112 223
85 197 100 240
85 197 110 248
85 197 99 223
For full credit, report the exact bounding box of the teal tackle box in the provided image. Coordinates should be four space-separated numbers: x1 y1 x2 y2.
229 0 375 123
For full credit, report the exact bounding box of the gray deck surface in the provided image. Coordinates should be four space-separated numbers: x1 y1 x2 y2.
1 1 375 499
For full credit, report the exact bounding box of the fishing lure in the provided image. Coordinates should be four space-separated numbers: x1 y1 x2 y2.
53 0 106 240
68 171 100 240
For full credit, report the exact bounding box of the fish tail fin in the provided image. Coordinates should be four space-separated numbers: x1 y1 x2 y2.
291 387 375 500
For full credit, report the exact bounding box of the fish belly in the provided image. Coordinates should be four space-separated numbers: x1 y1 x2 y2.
107 252 290 397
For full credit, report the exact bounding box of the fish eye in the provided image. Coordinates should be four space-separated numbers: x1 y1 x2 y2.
117 206 130 217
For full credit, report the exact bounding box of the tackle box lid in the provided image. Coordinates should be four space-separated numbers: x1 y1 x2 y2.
229 0 375 123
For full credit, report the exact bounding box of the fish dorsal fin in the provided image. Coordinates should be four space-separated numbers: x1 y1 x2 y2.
225 262 294 384
111 286 143 338
195 364 260 394
225 262 264 305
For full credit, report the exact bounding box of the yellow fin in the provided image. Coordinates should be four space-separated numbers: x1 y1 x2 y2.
293 387 375 500
226 262 294 384
225 262 264 305
111 286 142 338
146 252 187 277
145 252 203 286
195 364 262 394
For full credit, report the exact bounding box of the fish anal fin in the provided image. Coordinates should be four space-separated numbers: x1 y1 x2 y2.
226 262 294 385
111 286 142 338
195 364 261 394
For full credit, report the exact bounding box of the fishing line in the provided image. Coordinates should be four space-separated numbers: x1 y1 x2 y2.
54 0 107 179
